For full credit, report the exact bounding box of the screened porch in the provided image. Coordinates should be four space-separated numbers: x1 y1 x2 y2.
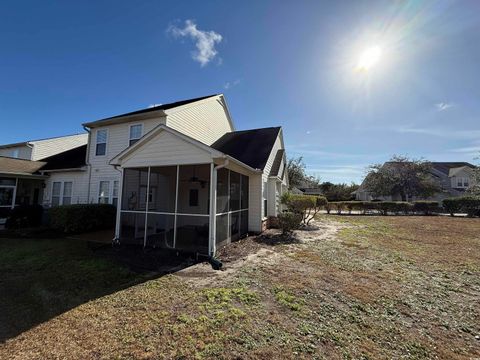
118 163 249 255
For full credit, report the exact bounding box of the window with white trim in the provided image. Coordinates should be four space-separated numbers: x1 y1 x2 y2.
51 181 73 206
95 129 107 156
98 181 110 204
98 180 119 206
129 124 143 146
63 182 72 205
112 180 119 207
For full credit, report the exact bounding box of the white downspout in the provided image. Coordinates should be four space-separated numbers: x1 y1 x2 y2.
83 125 93 203
209 158 229 257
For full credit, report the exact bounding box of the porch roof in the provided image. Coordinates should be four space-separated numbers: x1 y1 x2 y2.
0 156 47 178
109 125 262 174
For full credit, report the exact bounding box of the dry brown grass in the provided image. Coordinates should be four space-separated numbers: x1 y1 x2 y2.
1 216 479 359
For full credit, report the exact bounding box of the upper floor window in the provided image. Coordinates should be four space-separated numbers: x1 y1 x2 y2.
96 129 108 156
129 124 143 146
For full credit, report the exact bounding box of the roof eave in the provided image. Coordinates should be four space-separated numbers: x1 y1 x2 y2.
82 109 167 128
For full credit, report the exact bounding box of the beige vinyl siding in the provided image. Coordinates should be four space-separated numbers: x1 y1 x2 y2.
31 134 88 160
248 174 263 232
88 116 166 203
43 171 90 206
260 133 286 219
0 145 32 160
120 130 213 168
165 97 234 145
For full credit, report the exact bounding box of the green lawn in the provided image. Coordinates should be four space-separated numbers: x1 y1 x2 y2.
0 237 144 341
1 216 479 359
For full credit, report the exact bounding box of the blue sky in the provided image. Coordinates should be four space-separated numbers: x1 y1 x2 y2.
1 0 479 183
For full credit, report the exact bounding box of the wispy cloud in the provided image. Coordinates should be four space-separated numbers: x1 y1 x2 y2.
167 20 222 67
224 79 240 90
450 145 480 155
435 102 454 111
395 126 480 139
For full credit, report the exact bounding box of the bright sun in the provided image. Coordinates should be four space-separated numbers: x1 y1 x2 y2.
357 45 382 71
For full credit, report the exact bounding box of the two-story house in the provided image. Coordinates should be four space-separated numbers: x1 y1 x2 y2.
34 94 288 256
355 161 476 202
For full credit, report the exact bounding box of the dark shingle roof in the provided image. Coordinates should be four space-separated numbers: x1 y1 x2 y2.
211 127 281 170
269 149 285 176
40 145 87 171
0 157 46 175
430 162 475 175
83 95 218 127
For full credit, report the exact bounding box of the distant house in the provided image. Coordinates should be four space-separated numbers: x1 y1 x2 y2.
0 94 289 257
355 162 476 202
0 134 87 161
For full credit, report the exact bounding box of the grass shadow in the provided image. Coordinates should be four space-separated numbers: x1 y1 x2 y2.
0 237 196 342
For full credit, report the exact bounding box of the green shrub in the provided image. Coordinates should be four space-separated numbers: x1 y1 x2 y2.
5 204 44 229
412 201 440 215
48 204 116 234
281 193 319 225
458 196 480 217
331 202 346 214
316 196 328 208
442 198 462 216
278 212 302 234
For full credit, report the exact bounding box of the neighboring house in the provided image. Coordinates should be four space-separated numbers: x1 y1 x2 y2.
0 94 289 257
0 157 47 213
355 162 476 202
0 134 87 161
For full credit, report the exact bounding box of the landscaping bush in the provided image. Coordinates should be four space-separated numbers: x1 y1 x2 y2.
281 193 323 225
458 196 480 217
442 198 463 216
48 204 116 234
278 211 302 234
412 201 440 215
330 202 346 215
324 202 333 214
5 204 44 229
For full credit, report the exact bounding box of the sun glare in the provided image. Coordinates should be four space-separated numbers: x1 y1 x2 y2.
357 45 382 71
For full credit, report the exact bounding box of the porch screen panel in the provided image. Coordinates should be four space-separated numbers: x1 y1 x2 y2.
121 168 149 211
175 215 209 253
215 170 249 246
229 171 240 211
148 166 176 212
240 210 248 237
230 211 240 242
146 214 174 248
177 165 210 215
216 168 229 214
215 214 228 245
119 212 146 245
241 175 249 209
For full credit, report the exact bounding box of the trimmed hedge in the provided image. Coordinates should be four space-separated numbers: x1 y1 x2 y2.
323 201 442 216
4 204 44 229
48 204 116 234
443 196 480 217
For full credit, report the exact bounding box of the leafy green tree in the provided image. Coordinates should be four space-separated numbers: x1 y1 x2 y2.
319 182 359 201
364 155 440 201
286 156 321 189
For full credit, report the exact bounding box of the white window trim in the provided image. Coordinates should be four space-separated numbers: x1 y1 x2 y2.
98 180 119 205
0 179 17 208
95 129 108 157
51 181 74 206
128 123 144 147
